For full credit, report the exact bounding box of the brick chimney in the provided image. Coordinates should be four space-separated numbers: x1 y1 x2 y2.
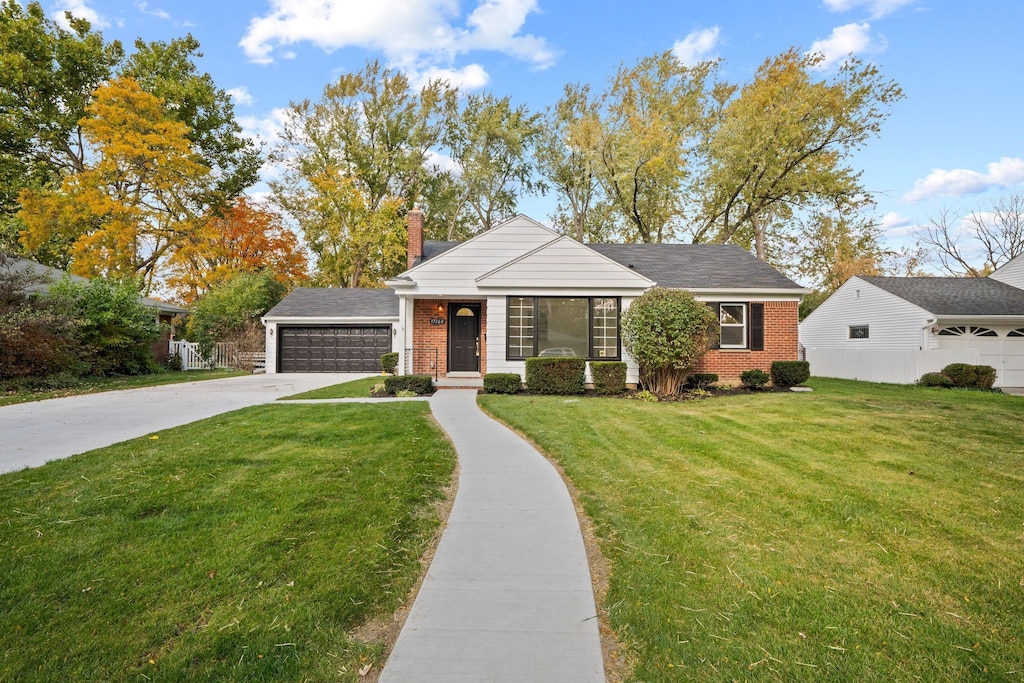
407 205 424 269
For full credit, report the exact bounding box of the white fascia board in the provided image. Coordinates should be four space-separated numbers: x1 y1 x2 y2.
472 286 651 296
385 278 416 288
935 315 1024 325
262 316 399 325
686 288 811 299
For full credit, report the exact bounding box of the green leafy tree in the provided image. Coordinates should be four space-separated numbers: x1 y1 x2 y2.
694 50 903 258
621 287 719 396
0 0 123 260
443 92 543 232
121 35 261 208
186 271 285 357
49 276 160 376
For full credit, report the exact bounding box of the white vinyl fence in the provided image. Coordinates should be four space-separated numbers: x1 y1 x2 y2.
168 340 264 371
803 348 980 385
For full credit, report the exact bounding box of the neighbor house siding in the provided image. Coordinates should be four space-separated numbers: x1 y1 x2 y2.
990 253 1024 291
691 301 798 381
799 277 935 351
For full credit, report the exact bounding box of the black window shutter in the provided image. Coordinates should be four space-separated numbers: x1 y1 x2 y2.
749 303 764 351
706 302 720 350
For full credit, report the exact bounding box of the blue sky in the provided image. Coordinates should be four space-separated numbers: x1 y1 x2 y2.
42 0 1024 255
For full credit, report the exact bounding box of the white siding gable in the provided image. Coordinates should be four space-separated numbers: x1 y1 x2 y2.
990 252 1024 290
400 215 556 295
800 277 935 350
476 236 654 290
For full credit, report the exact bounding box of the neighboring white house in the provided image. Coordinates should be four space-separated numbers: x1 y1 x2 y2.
800 255 1024 387
263 213 809 381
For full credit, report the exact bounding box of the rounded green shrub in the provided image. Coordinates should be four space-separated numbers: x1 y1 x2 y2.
380 352 399 374
918 372 953 387
686 372 718 390
941 363 976 388
383 374 433 395
771 360 811 387
740 368 770 388
483 373 522 394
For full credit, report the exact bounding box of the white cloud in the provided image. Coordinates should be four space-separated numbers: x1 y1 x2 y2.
903 157 1024 202
239 0 555 72
425 149 462 176
237 107 294 181
823 0 914 19
807 22 885 69
671 27 721 66
879 211 912 235
227 87 255 107
136 1 170 21
53 0 107 29
410 63 489 91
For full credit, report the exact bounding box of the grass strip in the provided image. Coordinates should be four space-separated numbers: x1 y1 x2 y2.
281 376 384 400
0 402 455 681
0 369 248 407
480 378 1024 681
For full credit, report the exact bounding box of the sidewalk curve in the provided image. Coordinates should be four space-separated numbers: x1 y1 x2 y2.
379 389 605 683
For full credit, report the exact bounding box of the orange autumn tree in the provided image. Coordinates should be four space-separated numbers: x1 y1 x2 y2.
168 198 308 303
18 77 208 293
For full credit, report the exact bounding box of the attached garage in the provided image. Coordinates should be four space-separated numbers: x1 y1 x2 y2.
279 326 392 373
263 288 399 374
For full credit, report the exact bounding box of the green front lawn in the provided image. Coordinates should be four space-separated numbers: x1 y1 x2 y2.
0 402 455 681
0 369 248 407
280 375 384 400
480 379 1024 681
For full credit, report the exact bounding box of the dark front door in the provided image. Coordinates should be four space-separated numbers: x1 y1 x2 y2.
448 303 480 372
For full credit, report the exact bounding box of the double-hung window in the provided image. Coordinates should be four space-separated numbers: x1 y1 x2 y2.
506 296 620 360
719 303 747 348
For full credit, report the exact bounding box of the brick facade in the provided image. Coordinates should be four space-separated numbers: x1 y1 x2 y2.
691 301 799 382
411 299 487 377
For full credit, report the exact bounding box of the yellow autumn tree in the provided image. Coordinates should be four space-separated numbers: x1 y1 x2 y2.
18 77 209 293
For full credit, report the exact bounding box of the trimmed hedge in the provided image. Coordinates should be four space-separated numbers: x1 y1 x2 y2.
484 373 522 394
941 363 997 390
380 352 399 374
740 368 770 388
525 357 585 395
591 361 627 395
919 372 954 388
383 375 433 395
686 372 718 390
771 360 810 387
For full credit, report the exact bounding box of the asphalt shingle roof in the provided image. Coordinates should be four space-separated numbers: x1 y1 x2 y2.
860 276 1024 316
421 240 804 290
265 287 399 318
588 243 804 289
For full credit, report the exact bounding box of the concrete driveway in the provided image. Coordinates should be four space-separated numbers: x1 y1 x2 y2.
0 373 372 475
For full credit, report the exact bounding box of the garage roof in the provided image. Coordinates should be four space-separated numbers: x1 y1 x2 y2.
861 276 1024 316
265 287 399 318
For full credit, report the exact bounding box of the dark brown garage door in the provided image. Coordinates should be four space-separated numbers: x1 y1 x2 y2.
278 326 391 373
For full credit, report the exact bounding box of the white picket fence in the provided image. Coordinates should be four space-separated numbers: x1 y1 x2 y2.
168 340 264 371
803 347 980 385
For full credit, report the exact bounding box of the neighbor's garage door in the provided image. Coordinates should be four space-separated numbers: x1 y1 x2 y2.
937 325 1024 387
279 326 391 373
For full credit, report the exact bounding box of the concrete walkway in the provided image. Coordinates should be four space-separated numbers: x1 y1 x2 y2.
0 373 371 474
380 389 604 683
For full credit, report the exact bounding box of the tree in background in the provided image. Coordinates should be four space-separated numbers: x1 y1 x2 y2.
621 287 719 396
186 271 286 359
273 61 452 286
0 1 123 262
442 92 543 233
914 193 1024 277
48 276 160 376
168 198 307 303
18 77 209 293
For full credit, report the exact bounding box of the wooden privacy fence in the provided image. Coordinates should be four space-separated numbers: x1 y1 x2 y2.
168 341 265 372
803 347 979 385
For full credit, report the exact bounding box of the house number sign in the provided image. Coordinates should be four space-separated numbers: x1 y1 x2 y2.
429 317 446 325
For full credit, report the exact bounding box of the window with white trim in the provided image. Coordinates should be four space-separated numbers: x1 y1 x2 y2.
506 296 620 360
719 303 746 348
